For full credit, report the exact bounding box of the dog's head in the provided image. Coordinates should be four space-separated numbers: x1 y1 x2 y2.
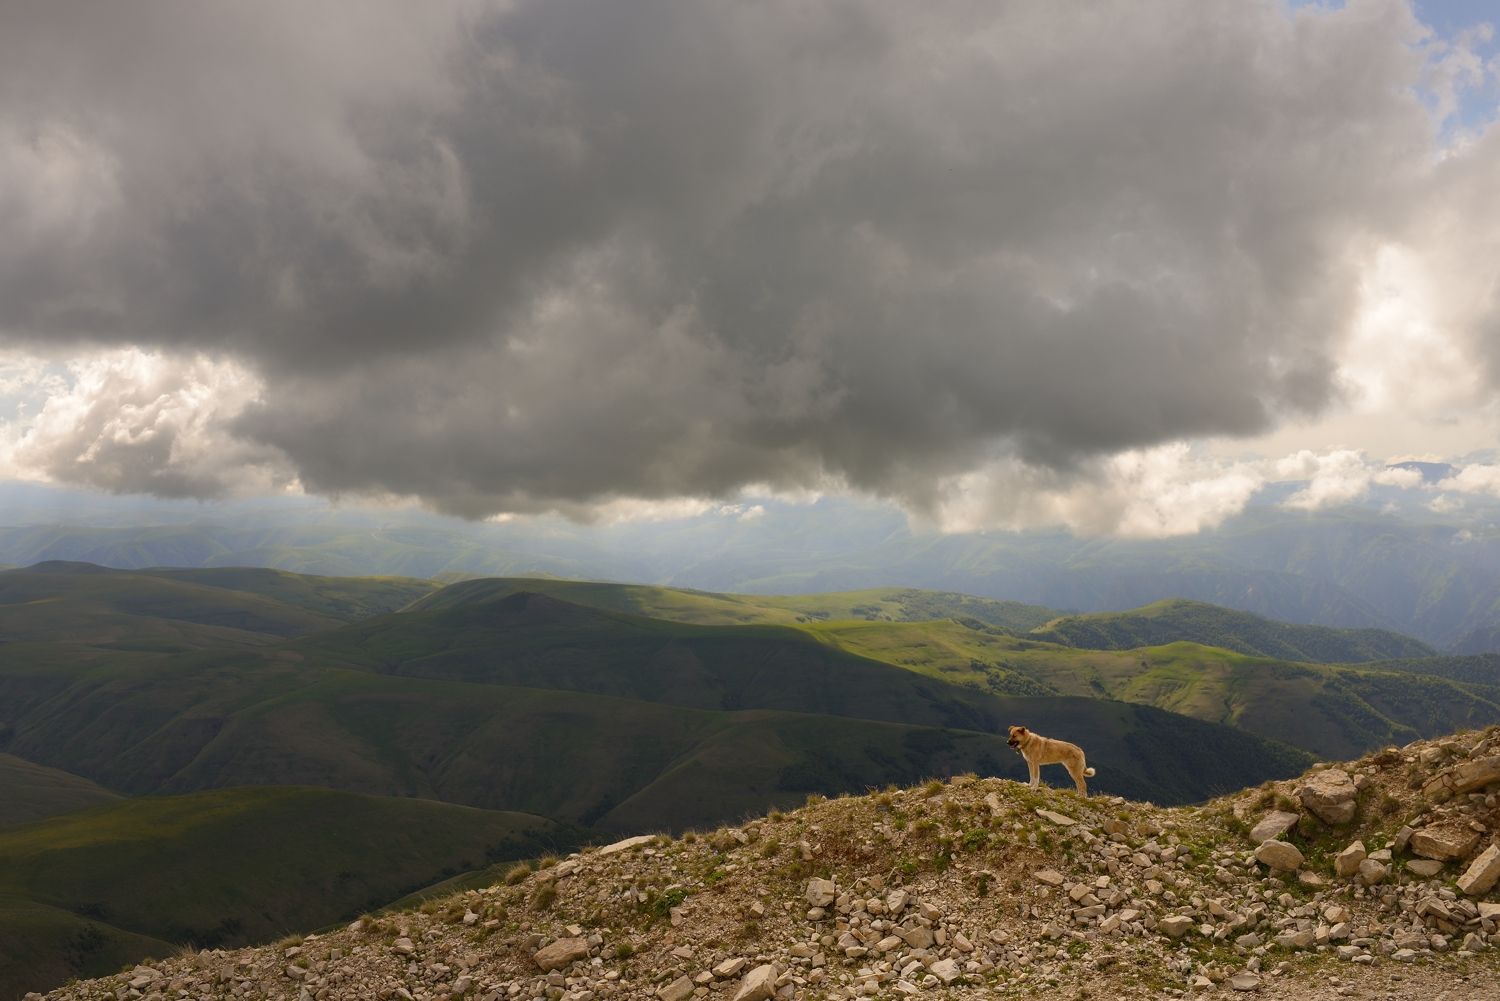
1007 725 1028 749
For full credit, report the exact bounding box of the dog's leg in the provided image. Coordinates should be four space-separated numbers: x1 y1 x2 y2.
1071 765 1088 797
1028 758 1040 789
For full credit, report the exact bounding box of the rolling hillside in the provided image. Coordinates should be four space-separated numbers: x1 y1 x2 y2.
0 755 119 828
1029 598 1433 662
0 562 435 660
0 787 562 1000
407 576 1057 631
4 499 1500 646
399 578 1500 760
1 603 1308 824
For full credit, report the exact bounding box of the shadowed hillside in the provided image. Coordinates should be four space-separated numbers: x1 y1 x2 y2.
0 788 564 1000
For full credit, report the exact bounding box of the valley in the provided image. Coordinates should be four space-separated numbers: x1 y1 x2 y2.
3 563 1500 998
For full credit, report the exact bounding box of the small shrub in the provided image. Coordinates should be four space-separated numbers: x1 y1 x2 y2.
531 882 558 910
504 863 533 885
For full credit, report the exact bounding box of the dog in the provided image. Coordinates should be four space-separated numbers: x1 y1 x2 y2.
1007 725 1096 796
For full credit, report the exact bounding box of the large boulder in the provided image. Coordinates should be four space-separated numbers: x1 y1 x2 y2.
1458 844 1500 896
658 976 695 1001
1298 768 1357 825
1333 841 1367 878
1249 811 1299 844
805 878 837 908
1425 754 1500 803
534 937 590 971
732 964 779 1001
1160 915 1195 938
1254 840 1304 872
1410 826 1482 861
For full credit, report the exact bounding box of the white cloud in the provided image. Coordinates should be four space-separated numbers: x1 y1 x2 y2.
0 1 1496 532
0 348 291 497
1277 448 1423 511
928 444 1263 538
1437 463 1500 496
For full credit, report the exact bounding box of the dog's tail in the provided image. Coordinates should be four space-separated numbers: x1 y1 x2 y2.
1084 767 1097 777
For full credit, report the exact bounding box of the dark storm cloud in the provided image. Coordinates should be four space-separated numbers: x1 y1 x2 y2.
0 0 1472 515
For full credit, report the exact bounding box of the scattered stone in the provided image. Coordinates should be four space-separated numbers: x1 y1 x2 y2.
1406 858 1445 878
1229 971 1263 992
1357 859 1389 886
658 975 695 1001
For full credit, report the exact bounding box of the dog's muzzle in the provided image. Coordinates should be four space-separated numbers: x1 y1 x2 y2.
1007 738 1019 748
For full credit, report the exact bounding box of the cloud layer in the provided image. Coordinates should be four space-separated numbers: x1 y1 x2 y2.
1 0 1498 529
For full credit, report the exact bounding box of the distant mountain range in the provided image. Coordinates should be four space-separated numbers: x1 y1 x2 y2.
0 484 1496 651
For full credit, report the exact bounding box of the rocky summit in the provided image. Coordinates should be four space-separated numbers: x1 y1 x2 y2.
33 729 1500 1001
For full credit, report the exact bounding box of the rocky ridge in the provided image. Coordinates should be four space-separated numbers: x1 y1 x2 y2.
34 728 1500 1001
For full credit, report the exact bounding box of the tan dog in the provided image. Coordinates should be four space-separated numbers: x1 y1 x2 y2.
1007 725 1096 795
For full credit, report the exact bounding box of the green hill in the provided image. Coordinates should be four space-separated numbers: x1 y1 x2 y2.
391 578 1497 761
1453 625 1500 655
0 787 563 1001
1365 652 1500 686
794 616 1500 760
0 755 120 828
1029 598 1432 662
0 562 344 646
0 896 168 1001
138 566 436 621
0 588 1308 821
407 576 1057 631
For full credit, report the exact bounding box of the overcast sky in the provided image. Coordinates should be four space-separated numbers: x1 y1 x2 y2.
2 0 1498 536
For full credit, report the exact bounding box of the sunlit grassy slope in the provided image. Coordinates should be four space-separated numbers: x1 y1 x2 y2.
406 576 1059 631
406 578 1498 760
1030 598 1432 662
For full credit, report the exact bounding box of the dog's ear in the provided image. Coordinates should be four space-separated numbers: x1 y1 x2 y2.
1017 726 1028 734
